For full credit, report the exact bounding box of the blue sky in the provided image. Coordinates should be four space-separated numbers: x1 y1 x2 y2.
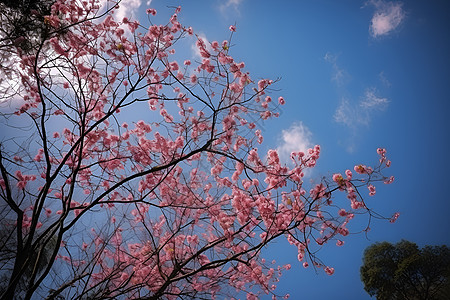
112 0 450 298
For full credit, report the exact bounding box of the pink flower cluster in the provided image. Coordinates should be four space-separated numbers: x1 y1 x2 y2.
15 170 36 189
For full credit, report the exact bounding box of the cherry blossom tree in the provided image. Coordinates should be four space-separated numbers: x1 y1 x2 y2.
0 1 397 299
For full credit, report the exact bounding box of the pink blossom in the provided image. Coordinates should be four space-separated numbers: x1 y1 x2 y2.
278 96 285 105
351 201 364 210
377 148 386 156
338 226 349 236
390 212 400 223
229 25 236 32
332 173 345 186
146 8 157 15
338 209 347 217
247 293 257 300
345 169 352 179
211 41 219 50
220 41 229 52
354 164 366 174
190 74 198 84
44 15 60 28
258 79 269 91
50 37 66 56
169 61 179 71
368 184 376 196
160 109 174 122
255 129 263 144
77 63 91 78
324 266 335 275
384 176 395 184
229 82 241 93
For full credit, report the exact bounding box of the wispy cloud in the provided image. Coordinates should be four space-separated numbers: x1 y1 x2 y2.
334 88 389 128
324 51 391 152
276 122 313 165
360 89 389 109
334 89 389 152
334 98 359 127
324 52 390 127
368 0 405 38
324 52 348 86
378 71 391 87
219 0 244 16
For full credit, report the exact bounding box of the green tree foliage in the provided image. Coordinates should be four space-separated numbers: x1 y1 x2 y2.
360 240 450 300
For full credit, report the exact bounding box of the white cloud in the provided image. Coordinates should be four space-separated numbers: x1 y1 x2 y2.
378 71 391 87
368 0 405 38
114 0 142 22
0 56 23 103
324 53 389 130
334 88 389 129
276 122 313 165
219 0 244 16
360 89 389 109
97 0 142 24
324 52 348 86
334 98 358 127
